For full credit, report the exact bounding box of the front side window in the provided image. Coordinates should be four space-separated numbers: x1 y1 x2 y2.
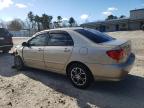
28 33 48 46
48 32 74 46
75 28 115 43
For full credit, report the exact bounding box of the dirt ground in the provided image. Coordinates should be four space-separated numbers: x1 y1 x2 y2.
0 30 144 108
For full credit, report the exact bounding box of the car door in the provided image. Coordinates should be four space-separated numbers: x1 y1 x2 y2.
23 33 48 69
44 31 74 73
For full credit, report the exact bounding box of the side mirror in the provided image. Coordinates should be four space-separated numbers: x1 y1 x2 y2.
22 42 29 47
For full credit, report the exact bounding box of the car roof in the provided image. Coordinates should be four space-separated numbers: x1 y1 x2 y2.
37 27 83 34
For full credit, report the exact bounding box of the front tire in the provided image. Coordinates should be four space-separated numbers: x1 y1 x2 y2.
67 63 93 89
14 56 24 70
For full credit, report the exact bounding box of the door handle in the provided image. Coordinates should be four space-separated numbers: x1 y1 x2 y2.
64 48 71 52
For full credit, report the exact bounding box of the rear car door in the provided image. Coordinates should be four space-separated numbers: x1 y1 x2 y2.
44 31 74 73
23 33 48 69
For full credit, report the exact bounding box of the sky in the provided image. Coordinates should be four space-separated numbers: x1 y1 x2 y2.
0 0 144 24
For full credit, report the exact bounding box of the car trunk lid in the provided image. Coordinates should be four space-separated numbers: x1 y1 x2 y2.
100 39 131 63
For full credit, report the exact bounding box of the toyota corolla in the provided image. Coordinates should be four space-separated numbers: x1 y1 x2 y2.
13 27 135 89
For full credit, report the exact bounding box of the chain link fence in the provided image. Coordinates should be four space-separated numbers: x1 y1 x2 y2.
10 30 37 37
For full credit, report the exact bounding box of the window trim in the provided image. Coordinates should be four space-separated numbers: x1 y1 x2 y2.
47 31 74 46
28 33 49 46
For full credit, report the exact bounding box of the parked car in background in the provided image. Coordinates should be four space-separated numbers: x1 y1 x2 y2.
0 28 13 53
141 24 144 31
13 27 135 89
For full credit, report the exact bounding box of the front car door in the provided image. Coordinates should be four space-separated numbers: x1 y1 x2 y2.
44 30 74 73
23 33 48 69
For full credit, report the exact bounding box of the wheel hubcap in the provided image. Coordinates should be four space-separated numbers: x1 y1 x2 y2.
71 67 87 86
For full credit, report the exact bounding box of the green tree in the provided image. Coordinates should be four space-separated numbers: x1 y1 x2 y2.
106 15 118 20
41 14 53 29
8 19 23 31
57 16 62 27
34 15 41 31
27 11 34 28
119 15 126 19
69 17 75 27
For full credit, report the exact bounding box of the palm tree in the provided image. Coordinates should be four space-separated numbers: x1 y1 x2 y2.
27 11 34 28
57 16 62 27
69 17 75 27
34 15 41 31
41 14 53 29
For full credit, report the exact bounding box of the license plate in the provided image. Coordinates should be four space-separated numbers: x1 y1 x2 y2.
0 37 4 40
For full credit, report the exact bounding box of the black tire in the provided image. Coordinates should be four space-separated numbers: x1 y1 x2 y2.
14 56 24 70
67 63 93 89
2 50 9 53
141 25 144 31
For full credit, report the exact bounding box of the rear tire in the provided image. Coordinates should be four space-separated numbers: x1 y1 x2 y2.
67 63 93 89
14 56 24 70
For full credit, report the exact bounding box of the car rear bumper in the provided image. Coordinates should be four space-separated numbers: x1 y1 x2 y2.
0 44 13 50
87 53 135 81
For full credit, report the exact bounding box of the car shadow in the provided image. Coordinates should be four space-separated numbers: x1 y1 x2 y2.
21 68 144 108
0 54 144 108
0 53 19 77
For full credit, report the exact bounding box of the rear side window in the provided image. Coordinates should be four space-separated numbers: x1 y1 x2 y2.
48 32 74 46
74 29 115 43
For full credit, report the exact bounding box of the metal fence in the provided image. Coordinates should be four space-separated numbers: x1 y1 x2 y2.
10 30 37 37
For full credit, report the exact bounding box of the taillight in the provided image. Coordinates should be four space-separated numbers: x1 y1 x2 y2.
106 49 125 62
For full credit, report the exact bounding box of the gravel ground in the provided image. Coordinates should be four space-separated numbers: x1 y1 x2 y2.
0 30 144 108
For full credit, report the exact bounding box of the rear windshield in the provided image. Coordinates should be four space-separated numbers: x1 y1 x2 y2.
0 28 12 37
74 28 115 43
